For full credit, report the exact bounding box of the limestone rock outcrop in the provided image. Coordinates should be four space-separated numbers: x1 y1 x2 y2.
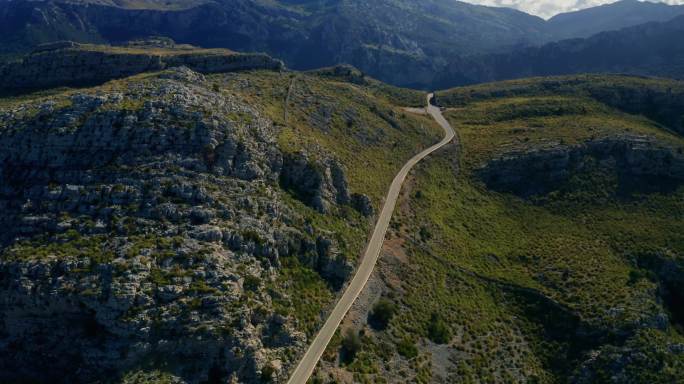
279 152 372 216
0 67 360 383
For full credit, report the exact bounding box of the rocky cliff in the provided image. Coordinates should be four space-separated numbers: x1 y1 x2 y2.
477 135 684 198
0 41 283 93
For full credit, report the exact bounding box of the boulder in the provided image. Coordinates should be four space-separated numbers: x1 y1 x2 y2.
279 152 352 213
351 193 374 216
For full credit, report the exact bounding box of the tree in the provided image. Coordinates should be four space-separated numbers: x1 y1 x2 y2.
260 364 275 382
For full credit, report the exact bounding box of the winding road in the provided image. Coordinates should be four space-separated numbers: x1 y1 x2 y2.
286 93 455 384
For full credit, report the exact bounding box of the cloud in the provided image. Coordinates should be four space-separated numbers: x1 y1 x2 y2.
461 0 684 19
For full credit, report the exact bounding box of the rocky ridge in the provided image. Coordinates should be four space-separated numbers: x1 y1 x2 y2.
0 41 284 93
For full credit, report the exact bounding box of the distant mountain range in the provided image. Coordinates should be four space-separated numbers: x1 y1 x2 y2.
1 0 684 88
438 14 684 87
547 0 684 39
0 0 548 88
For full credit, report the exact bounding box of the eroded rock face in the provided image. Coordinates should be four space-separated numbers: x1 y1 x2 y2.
315 235 353 290
279 151 374 215
477 135 684 198
0 67 359 383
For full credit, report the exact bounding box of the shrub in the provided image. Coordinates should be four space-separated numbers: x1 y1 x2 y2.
369 298 397 330
419 226 432 241
397 338 418 359
341 328 362 363
628 269 656 285
243 275 261 292
427 312 451 344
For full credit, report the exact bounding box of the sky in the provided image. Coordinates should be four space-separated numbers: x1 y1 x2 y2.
460 0 684 19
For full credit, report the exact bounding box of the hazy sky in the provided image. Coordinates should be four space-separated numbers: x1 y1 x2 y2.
461 0 684 19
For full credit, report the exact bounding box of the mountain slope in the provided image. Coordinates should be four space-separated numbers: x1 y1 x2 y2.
0 43 443 383
548 0 684 40
4 0 684 89
0 39 283 94
437 15 684 88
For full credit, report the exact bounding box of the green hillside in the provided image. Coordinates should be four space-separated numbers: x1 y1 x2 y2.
317 75 684 383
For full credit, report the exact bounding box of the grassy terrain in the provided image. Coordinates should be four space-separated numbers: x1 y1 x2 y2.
434 74 684 107
435 74 684 136
442 95 684 168
319 75 684 383
307 66 428 107
214 70 442 205
213 69 442 335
